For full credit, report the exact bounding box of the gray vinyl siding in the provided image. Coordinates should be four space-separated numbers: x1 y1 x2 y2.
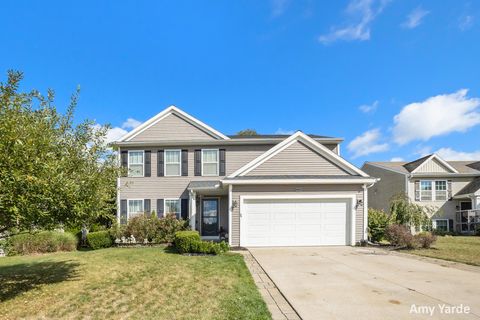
130 114 220 142
119 144 274 213
415 158 450 173
361 163 407 213
230 184 365 247
246 141 349 176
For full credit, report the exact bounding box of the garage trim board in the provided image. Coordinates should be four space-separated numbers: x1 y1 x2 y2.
239 194 357 247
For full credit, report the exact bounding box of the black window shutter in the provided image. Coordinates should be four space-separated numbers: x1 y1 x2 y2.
181 198 189 220
157 150 164 177
182 150 188 176
157 199 164 218
194 149 201 176
219 149 226 176
144 150 151 177
414 180 420 201
448 219 454 232
120 199 127 224
121 151 128 177
143 199 151 214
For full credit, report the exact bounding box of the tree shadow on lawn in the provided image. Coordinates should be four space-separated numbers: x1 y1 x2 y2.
0 260 80 302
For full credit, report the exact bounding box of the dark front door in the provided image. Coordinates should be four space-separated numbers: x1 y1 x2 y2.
202 199 219 236
460 201 472 211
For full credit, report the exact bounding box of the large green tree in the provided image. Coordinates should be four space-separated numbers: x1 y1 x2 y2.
0 71 120 236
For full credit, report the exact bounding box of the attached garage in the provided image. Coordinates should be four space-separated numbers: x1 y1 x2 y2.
239 196 355 247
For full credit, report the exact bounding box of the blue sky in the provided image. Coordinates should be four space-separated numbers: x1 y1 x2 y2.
1 0 480 166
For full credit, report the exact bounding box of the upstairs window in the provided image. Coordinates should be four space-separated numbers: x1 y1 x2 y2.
435 181 447 201
420 181 432 201
420 180 447 201
128 151 144 177
165 150 181 176
202 149 219 176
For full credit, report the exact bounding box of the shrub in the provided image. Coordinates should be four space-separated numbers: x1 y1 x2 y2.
174 231 229 255
174 231 201 254
125 214 160 243
155 214 189 243
368 209 391 242
385 224 416 249
6 231 77 255
414 232 437 249
86 231 112 250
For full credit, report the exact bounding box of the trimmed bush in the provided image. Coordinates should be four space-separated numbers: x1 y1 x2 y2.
174 231 229 255
385 224 416 249
6 231 77 256
155 214 189 243
368 208 391 243
174 231 201 253
86 231 112 250
414 232 437 249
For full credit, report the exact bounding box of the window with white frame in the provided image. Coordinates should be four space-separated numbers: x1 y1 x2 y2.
433 219 448 232
128 199 144 217
165 150 181 176
202 149 219 176
165 199 181 218
420 180 447 201
435 181 447 201
128 151 144 177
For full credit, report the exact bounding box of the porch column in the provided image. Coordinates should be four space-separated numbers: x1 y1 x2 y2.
189 190 196 230
474 195 480 210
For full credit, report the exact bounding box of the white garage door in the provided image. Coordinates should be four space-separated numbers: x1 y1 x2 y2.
241 198 349 246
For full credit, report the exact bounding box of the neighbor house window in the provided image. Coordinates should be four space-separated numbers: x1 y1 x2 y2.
435 181 447 201
128 199 144 218
165 150 181 176
165 199 181 218
420 180 447 201
433 219 448 232
128 151 144 177
202 149 219 176
420 181 432 201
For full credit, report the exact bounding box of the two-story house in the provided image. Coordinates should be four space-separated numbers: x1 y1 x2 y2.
112 106 376 247
362 154 480 233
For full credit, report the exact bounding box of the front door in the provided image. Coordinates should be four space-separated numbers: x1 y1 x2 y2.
460 201 472 211
202 199 219 237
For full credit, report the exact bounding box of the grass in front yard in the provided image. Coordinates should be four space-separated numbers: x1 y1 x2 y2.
409 236 480 266
0 247 271 320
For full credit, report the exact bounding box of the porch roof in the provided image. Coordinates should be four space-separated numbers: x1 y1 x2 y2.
187 180 222 191
455 177 480 197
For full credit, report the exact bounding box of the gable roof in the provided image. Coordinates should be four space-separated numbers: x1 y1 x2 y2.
404 154 459 174
365 159 480 176
403 154 432 172
118 106 229 142
228 131 369 178
228 134 335 139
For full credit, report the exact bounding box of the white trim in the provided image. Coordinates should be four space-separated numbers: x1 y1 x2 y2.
164 198 181 218
239 194 357 247
419 180 448 202
164 149 182 177
119 106 229 142
432 219 449 232
127 150 144 177
189 190 196 230
363 184 368 241
228 184 233 246
117 149 121 224
228 131 369 178
223 178 377 185
201 149 220 176
127 198 144 219
411 154 459 174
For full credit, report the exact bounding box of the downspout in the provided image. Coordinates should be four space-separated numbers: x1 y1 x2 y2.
116 147 121 224
228 184 233 246
363 180 377 242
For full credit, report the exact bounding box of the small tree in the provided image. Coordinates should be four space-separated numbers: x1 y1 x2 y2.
236 129 258 136
368 209 391 242
389 193 433 231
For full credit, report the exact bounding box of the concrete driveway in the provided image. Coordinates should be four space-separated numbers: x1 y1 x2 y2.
249 247 480 320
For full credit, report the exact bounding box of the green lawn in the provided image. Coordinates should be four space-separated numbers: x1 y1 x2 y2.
409 236 480 266
0 247 271 320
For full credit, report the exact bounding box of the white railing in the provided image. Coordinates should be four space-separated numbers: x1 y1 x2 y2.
455 209 480 233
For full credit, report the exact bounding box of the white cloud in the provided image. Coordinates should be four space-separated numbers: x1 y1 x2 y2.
359 100 379 113
402 7 429 29
390 157 404 161
122 118 142 130
415 145 432 157
347 128 389 158
392 89 480 145
275 128 295 135
271 0 290 17
459 15 474 31
435 148 480 161
318 0 389 44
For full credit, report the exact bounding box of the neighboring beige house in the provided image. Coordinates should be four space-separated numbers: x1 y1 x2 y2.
362 154 480 233
112 106 376 247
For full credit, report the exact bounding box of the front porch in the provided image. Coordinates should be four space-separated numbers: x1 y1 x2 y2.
187 181 229 241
